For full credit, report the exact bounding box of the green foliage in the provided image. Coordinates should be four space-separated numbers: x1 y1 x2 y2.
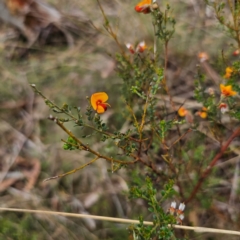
152 4 176 42
63 136 79 150
129 178 178 240
0 216 38 240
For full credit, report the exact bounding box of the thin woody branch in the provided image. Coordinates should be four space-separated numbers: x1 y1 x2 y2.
43 156 99 182
185 127 240 203
48 115 138 165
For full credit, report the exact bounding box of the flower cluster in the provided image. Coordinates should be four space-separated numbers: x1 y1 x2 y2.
217 66 237 115
169 201 185 225
178 79 238 122
178 106 208 121
126 41 147 54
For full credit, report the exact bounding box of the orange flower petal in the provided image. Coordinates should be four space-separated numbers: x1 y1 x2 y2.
135 0 152 13
96 104 106 114
220 84 224 91
135 5 143 12
224 73 231 79
199 111 207 119
224 67 233 79
226 67 233 73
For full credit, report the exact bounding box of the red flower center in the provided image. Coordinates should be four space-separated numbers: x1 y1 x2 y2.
222 90 230 96
96 100 108 111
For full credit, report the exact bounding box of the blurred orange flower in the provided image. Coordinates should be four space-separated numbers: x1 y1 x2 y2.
178 107 188 117
178 107 193 123
196 107 207 119
198 52 209 62
224 67 233 79
91 92 110 114
220 84 237 97
135 0 152 14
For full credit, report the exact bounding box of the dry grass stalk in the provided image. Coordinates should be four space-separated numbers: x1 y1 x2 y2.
0 207 240 236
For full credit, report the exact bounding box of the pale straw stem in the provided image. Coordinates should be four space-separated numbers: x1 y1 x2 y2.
0 208 240 236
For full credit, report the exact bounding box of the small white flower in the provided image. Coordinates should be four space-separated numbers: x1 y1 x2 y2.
125 43 135 54
179 214 184 220
178 203 185 211
219 103 229 114
176 214 184 224
206 87 214 95
221 106 228 114
136 41 146 53
171 201 177 209
126 43 132 49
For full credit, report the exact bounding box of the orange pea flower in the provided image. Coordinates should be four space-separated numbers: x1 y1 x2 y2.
196 107 207 119
178 107 193 123
220 84 237 97
91 92 110 114
135 0 152 14
224 67 233 79
178 107 188 117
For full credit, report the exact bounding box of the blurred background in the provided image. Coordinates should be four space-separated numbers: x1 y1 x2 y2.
0 0 239 239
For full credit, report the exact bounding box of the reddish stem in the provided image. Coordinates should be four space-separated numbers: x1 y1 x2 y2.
185 126 240 204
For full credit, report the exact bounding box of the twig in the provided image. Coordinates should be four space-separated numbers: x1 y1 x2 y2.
0 208 240 236
96 0 125 54
43 156 99 182
185 126 240 203
126 102 140 134
169 129 192 148
153 23 157 60
135 156 167 179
